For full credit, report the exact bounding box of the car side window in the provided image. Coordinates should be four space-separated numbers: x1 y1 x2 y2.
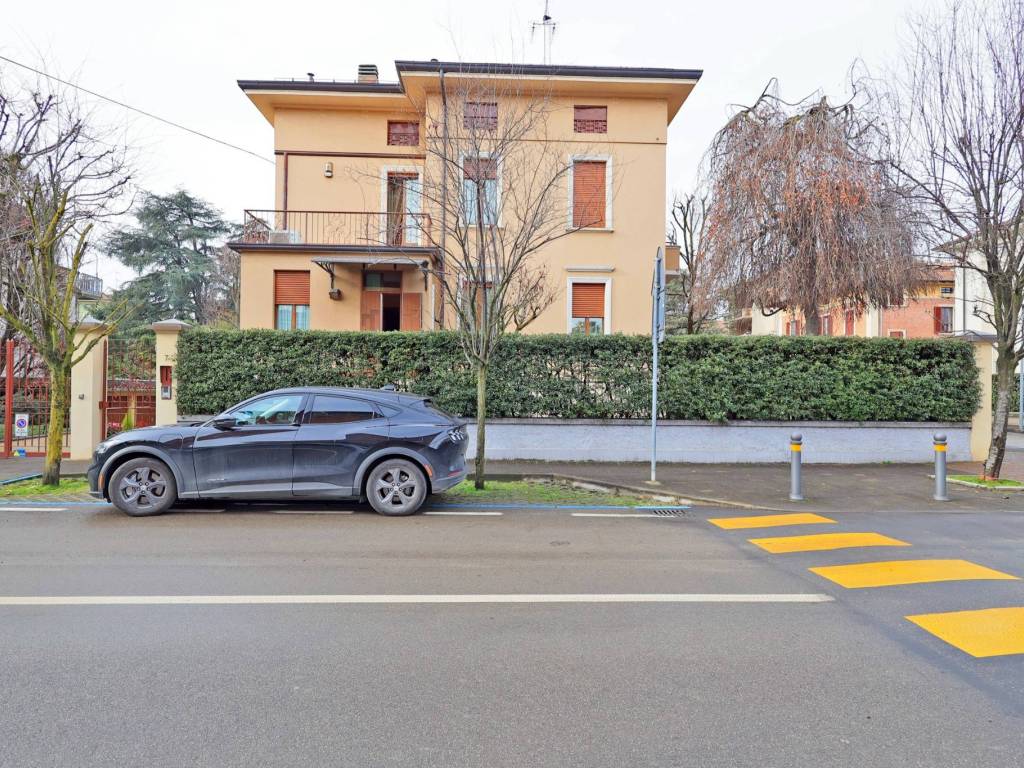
307 395 380 425
227 395 304 426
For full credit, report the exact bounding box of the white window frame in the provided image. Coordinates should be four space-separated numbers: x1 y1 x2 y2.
459 151 502 228
566 276 612 335
567 154 613 231
380 165 423 246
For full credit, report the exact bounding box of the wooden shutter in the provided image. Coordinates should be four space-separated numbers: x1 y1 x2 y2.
845 311 855 336
464 157 497 180
400 293 422 331
360 290 381 331
571 283 605 318
274 271 310 304
933 306 943 334
464 102 497 130
573 161 606 228
387 121 420 146
574 106 607 133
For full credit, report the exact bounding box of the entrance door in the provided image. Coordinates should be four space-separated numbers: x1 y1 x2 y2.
192 393 304 498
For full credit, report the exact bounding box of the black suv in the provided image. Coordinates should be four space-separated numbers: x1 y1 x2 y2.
88 387 468 517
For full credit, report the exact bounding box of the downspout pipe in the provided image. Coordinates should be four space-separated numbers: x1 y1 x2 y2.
438 65 448 329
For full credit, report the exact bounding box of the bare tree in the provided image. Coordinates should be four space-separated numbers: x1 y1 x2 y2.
667 192 722 334
406 69 602 487
0 70 134 484
705 82 921 334
870 0 1024 478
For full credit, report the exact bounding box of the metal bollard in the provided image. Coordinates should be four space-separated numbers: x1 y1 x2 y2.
933 433 949 502
789 433 803 501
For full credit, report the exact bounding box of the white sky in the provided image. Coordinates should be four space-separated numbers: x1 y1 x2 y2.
3 0 945 289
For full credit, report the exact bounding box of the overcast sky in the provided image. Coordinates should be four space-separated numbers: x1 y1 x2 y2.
3 0 945 288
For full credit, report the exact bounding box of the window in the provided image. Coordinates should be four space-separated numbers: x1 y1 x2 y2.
387 121 420 146
307 395 380 424
820 315 832 336
463 157 498 225
226 394 303 427
570 282 606 335
574 105 607 133
934 306 953 334
888 329 906 339
940 285 954 296
364 271 402 289
274 271 310 330
785 320 801 336
572 160 607 228
463 101 497 130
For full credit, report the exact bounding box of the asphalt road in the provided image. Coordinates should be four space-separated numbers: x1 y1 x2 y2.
2 500 1023 767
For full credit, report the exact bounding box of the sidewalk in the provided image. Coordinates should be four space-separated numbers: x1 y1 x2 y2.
0 458 91 483
481 460 1024 513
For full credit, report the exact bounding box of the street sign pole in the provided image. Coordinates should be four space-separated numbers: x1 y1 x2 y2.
650 247 666 484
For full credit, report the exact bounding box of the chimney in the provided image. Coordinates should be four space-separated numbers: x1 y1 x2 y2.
357 64 379 84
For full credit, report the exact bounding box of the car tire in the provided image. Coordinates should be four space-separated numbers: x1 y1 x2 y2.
366 459 428 516
109 457 178 517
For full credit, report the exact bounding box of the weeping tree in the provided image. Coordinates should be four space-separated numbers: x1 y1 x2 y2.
705 82 921 334
0 72 134 484
870 0 1024 478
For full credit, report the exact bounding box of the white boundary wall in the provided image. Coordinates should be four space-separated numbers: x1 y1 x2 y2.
464 419 971 463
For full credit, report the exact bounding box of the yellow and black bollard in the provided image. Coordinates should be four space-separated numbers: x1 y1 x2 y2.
789 433 803 501
933 433 949 502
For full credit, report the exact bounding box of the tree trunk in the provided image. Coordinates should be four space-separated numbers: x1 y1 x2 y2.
42 366 69 486
474 362 487 490
802 306 820 336
984 349 1015 479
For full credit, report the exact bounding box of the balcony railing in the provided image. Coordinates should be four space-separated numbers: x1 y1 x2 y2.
240 210 432 248
74 273 103 299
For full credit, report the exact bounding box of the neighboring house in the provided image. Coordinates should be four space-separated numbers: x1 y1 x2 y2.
747 264 956 338
229 60 700 334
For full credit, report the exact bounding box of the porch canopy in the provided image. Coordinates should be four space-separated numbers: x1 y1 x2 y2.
311 251 434 291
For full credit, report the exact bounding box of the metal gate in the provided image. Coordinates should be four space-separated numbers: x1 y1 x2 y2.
102 337 156 439
1 339 69 458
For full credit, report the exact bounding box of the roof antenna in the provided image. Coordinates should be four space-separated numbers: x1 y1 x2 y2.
530 1 557 64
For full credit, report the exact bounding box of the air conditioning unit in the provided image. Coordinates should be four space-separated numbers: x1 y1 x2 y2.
328 288 342 301
268 229 301 244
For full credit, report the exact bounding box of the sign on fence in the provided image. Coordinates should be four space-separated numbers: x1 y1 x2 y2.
14 414 28 439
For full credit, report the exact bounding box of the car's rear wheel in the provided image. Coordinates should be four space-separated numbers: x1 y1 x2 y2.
366 459 427 516
109 457 177 516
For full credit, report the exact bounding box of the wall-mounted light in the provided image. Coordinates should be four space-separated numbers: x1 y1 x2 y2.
324 161 334 178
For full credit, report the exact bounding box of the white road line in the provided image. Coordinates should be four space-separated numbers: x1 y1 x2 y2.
423 510 503 516
0 506 68 512
0 593 834 606
571 512 671 518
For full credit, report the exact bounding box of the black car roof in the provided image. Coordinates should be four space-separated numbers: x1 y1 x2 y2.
265 386 429 406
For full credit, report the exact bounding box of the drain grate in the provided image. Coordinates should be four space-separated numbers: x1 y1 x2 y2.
646 508 684 517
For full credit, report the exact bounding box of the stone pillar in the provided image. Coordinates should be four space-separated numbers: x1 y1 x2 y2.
69 318 108 461
970 339 995 462
152 320 190 426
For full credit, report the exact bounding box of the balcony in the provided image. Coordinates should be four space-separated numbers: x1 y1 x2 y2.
74 273 103 299
238 210 433 250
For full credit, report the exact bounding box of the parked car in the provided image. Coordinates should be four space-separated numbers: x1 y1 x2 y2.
87 387 468 517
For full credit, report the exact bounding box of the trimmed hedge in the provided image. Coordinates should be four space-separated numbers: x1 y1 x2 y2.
176 329 980 423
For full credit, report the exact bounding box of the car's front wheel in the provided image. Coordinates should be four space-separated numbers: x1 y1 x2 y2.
109 457 178 516
366 459 428 516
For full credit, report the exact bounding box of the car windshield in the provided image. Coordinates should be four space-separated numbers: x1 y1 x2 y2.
225 394 303 426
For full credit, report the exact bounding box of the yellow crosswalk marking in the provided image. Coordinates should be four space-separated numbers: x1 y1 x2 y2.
907 607 1024 658
749 532 909 554
810 559 1018 589
708 513 836 530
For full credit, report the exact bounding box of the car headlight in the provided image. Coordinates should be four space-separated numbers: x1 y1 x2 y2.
94 440 112 455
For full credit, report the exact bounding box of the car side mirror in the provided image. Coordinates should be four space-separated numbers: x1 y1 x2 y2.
212 416 239 430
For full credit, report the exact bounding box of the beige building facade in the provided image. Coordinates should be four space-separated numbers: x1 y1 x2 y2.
231 60 700 334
